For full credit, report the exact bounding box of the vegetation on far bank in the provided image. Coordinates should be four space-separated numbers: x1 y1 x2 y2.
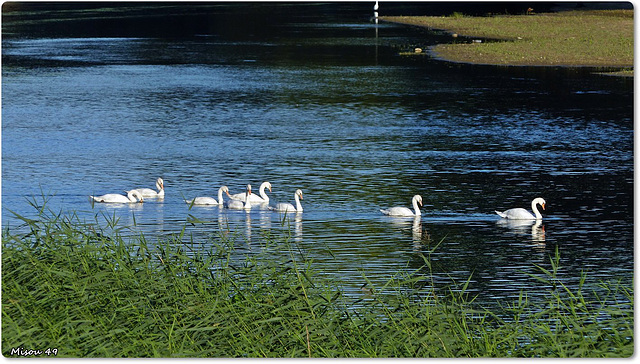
2 203 634 358
381 10 633 72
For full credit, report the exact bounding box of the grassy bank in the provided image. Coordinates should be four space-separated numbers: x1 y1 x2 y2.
2 207 634 357
381 10 633 72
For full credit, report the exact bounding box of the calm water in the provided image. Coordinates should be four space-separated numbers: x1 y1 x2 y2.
2 4 634 304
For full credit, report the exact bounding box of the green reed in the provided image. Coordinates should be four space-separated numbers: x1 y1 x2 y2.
2 202 633 357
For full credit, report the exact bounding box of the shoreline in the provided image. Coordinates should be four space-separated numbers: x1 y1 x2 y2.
380 10 633 76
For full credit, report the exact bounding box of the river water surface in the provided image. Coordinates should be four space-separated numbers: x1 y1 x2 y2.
2 3 634 304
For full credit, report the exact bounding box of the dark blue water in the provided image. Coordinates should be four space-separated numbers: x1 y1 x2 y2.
2 3 633 303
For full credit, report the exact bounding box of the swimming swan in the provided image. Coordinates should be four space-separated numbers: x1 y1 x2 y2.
90 190 144 204
495 197 546 220
229 181 271 203
270 189 303 213
225 184 252 210
380 195 422 217
186 186 230 205
127 177 164 198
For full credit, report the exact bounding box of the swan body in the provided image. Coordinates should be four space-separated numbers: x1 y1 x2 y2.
127 177 164 198
270 189 303 213
229 181 271 203
186 186 230 205
90 190 144 204
380 195 422 217
495 197 546 220
225 185 252 210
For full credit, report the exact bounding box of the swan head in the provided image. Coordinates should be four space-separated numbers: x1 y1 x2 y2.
221 186 230 196
414 195 423 206
533 197 546 210
131 190 144 203
156 178 164 190
295 189 303 199
262 181 272 192
246 184 252 195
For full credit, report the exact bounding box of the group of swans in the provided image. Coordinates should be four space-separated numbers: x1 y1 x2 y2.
381 195 546 220
186 182 303 213
91 178 305 213
91 177 545 221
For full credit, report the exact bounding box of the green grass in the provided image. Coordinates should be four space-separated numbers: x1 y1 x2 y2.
2 202 634 357
382 10 633 70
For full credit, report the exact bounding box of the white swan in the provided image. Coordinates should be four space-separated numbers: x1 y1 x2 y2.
495 197 546 220
229 181 271 203
225 184 252 210
127 177 164 198
90 190 144 204
270 189 303 213
380 195 422 217
186 186 230 205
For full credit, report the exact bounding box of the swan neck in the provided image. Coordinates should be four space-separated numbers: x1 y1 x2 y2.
412 198 421 216
532 200 542 219
259 185 269 201
295 193 303 212
245 191 252 209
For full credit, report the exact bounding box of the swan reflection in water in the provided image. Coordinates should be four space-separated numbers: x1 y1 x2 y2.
497 218 546 244
386 216 431 251
272 211 303 242
294 213 303 242
214 208 301 247
215 209 255 245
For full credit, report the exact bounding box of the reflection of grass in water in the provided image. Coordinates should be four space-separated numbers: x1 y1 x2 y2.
2 199 633 357
382 10 633 71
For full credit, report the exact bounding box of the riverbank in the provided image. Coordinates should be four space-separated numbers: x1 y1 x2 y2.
2 208 634 357
381 9 633 74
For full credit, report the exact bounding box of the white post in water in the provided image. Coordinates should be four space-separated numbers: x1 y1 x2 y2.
374 1 379 63
373 1 379 23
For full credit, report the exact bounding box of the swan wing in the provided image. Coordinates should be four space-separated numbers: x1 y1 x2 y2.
496 208 535 220
271 202 296 212
228 192 246 201
248 194 266 203
91 193 130 203
188 197 219 205
229 193 266 203
225 199 245 209
381 207 414 217
129 188 158 197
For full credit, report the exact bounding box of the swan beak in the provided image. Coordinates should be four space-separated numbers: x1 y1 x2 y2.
542 203 546 210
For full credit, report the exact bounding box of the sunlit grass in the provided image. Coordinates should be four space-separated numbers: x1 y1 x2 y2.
2 200 634 357
382 10 633 69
